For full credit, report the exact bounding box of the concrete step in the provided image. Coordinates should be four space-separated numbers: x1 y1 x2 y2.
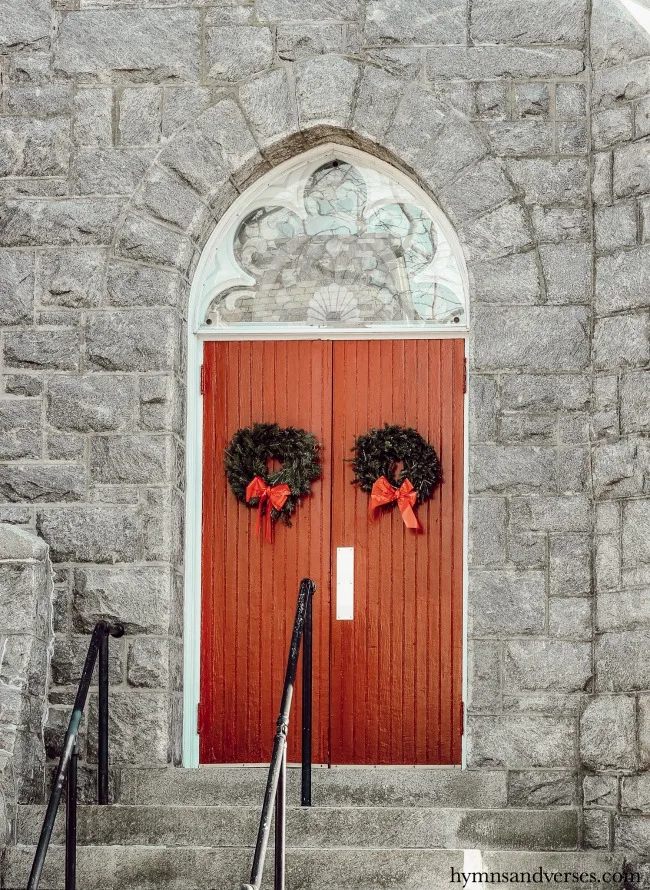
1 846 625 890
15 804 578 851
118 766 508 808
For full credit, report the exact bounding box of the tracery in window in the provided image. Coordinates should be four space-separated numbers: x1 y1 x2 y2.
198 151 467 331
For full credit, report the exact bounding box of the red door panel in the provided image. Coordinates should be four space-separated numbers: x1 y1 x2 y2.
329 339 465 765
200 338 465 765
200 340 332 764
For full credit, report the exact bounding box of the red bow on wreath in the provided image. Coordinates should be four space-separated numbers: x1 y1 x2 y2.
246 475 291 542
369 476 421 530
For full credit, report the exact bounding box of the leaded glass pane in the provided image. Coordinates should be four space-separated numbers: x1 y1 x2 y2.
202 156 467 330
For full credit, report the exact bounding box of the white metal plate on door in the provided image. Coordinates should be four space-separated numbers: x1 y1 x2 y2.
336 547 354 620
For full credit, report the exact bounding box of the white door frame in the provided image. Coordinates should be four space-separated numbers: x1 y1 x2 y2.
182 145 471 768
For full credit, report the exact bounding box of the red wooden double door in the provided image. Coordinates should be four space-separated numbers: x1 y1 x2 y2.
200 339 465 766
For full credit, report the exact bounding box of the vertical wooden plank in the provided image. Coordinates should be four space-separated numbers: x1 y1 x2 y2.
329 338 464 765
200 340 332 764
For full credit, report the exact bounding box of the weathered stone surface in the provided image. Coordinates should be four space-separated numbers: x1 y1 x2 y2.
276 23 344 60
195 100 261 183
621 774 650 813
507 159 588 206
0 465 85 503
383 86 446 166
73 566 172 634
469 498 506 565
470 251 542 305
469 376 498 441
472 306 590 372
591 0 650 68
613 139 650 198
0 0 50 51
596 246 650 313
593 60 650 109
256 0 360 21
596 630 650 692
426 47 584 79
598 589 650 634
508 772 577 808
471 445 556 494
365 0 465 44
0 118 69 179
595 200 638 251
0 401 42 460
106 262 180 309
580 695 636 770
539 243 591 304
86 310 177 373
351 67 402 143
90 436 172 485
47 376 136 433
556 83 587 120
71 148 153 197
5 375 42 398
640 695 650 768
36 506 141 564
485 121 554 157
459 202 531 261
0 199 122 248
469 571 546 635
550 535 591 597
238 69 298 149
509 496 591 532
127 638 170 689
162 86 213 138
468 716 575 768
205 26 273 82
530 206 590 243
621 372 650 432
592 440 638 499
73 88 113 146
55 10 200 81
296 56 359 127
548 598 591 641
4 330 79 371
514 83 550 119
584 775 618 808
0 250 34 324
593 107 634 150
471 0 586 44
594 315 650 370
114 216 191 271
505 640 592 692
87 691 169 766
438 158 514 224
35 248 105 308
118 87 161 147
136 171 207 237
51 636 122 686
468 642 501 712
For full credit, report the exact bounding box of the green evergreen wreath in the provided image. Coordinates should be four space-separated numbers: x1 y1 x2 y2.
225 422 321 527
351 424 442 503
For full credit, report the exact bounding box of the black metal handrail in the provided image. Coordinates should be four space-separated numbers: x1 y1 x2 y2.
27 620 124 890
242 577 315 890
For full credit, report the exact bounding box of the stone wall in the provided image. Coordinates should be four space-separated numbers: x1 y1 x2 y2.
0 524 53 843
1 0 650 855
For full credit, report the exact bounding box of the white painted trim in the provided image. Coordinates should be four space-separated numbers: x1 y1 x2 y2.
182 143 471 769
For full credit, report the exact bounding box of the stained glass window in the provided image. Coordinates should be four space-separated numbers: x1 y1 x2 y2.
198 152 467 331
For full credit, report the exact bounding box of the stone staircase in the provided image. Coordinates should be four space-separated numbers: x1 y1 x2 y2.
2 767 624 890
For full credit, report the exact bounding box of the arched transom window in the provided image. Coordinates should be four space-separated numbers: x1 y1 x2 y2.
193 146 468 333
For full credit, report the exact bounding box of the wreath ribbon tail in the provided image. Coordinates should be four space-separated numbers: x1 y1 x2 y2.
396 479 421 531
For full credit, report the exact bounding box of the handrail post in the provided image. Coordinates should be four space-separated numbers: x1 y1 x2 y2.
65 744 78 890
274 746 286 890
301 584 313 807
98 626 109 804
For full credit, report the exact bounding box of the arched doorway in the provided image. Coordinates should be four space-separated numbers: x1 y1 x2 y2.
183 144 469 767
